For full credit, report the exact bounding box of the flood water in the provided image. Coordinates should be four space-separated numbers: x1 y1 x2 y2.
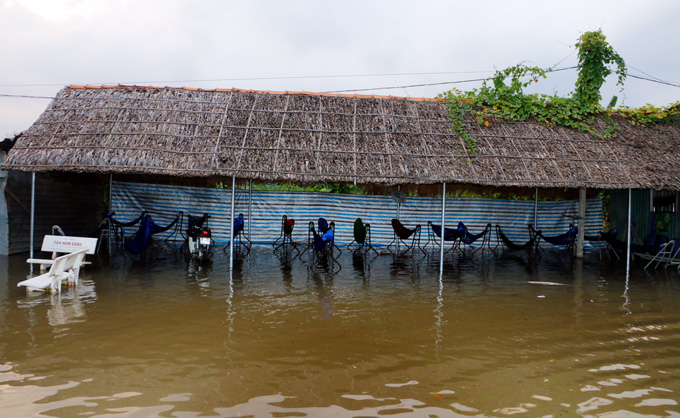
1 245 680 417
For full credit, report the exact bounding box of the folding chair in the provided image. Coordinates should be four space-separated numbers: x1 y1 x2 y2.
347 218 378 255
388 218 425 255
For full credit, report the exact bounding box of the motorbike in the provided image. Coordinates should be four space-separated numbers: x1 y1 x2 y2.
186 213 213 261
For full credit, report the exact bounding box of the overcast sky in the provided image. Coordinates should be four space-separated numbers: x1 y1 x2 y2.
1 0 679 138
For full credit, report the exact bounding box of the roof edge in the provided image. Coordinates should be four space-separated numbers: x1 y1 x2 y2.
66 84 444 103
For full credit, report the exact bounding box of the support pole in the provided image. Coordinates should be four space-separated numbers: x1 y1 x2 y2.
108 174 113 255
626 188 632 278
396 185 401 220
229 176 236 272
248 179 253 240
440 182 446 276
30 172 36 274
576 187 586 258
534 187 538 228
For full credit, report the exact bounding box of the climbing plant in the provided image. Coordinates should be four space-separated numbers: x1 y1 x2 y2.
573 30 627 109
439 30 676 156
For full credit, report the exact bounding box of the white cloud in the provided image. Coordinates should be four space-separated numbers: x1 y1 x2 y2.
1 0 679 137
14 0 107 20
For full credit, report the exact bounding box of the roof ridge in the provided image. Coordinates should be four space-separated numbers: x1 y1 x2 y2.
66 84 444 103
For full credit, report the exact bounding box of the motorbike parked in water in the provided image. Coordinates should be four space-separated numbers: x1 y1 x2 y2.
186 213 213 261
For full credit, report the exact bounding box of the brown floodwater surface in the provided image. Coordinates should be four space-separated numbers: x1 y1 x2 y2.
1 246 680 417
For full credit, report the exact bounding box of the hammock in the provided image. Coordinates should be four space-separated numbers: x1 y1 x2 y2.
495 225 536 253
124 213 180 255
536 225 578 248
600 230 660 254
302 218 340 271
429 223 463 242
347 218 378 254
389 219 424 255
273 215 299 254
302 218 336 254
458 222 494 253
109 211 147 228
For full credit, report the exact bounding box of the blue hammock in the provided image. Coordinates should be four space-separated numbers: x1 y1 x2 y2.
430 223 463 242
124 213 179 255
459 222 492 245
457 222 494 253
109 211 147 228
318 218 330 234
234 215 245 234
600 229 667 255
536 225 578 248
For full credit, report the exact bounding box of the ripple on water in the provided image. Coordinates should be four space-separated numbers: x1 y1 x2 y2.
1 248 680 416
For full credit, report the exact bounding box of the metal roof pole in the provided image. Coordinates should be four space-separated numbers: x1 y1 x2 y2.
396 185 401 220
534 187 538 228
108 174 113 256
30 172 35 274
229 175 236 272
440 182 446 276
248 179 253 240
576 187 586 258
626 188 632 278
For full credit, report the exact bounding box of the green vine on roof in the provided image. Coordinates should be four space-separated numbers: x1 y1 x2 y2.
438 30 678 157
573 30 627 109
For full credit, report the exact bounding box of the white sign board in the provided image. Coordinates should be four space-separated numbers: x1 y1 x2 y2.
41 235 98 255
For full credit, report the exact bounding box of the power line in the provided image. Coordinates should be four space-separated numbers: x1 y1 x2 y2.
0 70 496 88
628 74 680 88
325 66 578 94
1 66 677 100
628 66 680 87
0 93 55 99
323 78 488 94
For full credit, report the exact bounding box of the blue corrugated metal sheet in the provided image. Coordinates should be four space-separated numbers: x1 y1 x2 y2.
111 181 603 247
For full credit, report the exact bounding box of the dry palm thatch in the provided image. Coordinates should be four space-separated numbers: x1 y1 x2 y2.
3 85 680 190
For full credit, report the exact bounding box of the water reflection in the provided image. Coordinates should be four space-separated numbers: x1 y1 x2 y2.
308 269 334 319
2 247 680 417
351 251 368 278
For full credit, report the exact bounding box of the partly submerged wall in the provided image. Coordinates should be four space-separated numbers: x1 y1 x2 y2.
111 181 603 247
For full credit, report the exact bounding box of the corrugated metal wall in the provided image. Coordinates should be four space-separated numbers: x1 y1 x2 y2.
6 172 106 254
112 181 603 247
610 189 680 242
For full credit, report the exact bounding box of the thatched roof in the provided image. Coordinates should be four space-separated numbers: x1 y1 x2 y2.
3 85 680 190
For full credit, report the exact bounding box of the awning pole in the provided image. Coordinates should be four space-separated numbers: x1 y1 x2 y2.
576 187 586 258
229 176 236 272
248 179 253 240
29 172 35 274
626 188 632 278
440 182 446 275
108 174 113 255
396 185 401 220
534 187 538 228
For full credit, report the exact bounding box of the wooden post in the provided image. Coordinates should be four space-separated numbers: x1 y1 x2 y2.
576 187 586 258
